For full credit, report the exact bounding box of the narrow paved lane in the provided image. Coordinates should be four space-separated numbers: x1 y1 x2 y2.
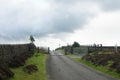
47 51 118 80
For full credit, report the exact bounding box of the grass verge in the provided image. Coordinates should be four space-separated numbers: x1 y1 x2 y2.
9 53 47 80
67 54 120 80
76 58 120 80
67 54 78 57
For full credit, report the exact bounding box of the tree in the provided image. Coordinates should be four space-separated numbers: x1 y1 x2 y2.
72 41 80 48
29 35 35 43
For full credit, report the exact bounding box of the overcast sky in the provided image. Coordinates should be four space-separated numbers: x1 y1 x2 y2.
0 0 120 49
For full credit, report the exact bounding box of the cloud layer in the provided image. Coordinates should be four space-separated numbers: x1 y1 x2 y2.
0 0 120 41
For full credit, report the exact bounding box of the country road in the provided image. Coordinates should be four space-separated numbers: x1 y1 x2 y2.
46 51 118 80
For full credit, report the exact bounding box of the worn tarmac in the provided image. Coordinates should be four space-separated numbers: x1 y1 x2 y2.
46 51 118 80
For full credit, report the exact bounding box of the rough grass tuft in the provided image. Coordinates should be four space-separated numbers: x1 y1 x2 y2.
9 52 47 80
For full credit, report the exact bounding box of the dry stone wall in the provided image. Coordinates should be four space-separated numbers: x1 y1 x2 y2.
0 43 35 65
0 43 36 80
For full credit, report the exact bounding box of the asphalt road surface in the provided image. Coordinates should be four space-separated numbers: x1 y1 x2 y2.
47 51 118 80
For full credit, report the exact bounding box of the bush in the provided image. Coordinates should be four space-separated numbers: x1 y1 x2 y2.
110 62 120 73
82 53 120 73
8 51 34 68
0 43 36 80
0 65 14 80
23 64 38 74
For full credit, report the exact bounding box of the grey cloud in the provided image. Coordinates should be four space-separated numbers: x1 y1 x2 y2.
54 0 120 11
0 0 91 41
94 0 120 11
51 13 87 33
0 0 119 42
30 12 88 37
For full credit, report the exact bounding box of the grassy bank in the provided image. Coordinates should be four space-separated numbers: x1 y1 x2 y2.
76 58 120 80
68 55 120 80
9 52 47 80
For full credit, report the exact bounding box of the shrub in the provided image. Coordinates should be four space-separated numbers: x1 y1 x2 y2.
23 64 38 74
82 52 120 73
0 65 14 80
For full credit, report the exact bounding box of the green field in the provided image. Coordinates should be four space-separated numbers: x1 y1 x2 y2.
56 49 64 54
9 52 47 80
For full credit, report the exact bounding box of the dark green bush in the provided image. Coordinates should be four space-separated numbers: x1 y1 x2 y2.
83 53 120 73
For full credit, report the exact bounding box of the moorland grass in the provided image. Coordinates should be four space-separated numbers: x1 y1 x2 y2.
76 58 120 80
9 52 47 80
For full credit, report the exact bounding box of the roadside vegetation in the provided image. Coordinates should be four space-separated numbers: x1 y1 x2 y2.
56 49 64 54
0 43 35 80
9 50 48 80
66 52 120 80
76 57 120 79
81 52 120 79
57 46 120 80
56 41 120 80
0 36 48 80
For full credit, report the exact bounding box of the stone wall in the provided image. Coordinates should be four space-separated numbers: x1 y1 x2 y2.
0 43 35 65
